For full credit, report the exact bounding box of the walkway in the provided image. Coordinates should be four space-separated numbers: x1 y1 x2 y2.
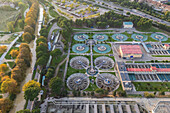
0 33 23 64
54 57 67 77
9 35 37 113
9 5 43 113
63 42 71 82
47 22 61 42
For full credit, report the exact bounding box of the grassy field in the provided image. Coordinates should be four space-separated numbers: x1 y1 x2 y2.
152 55 170 57
137 26 170 36
0 9 19 31
133 82 170 91
0 34 16 43
7 62 15 69
5 47 19 59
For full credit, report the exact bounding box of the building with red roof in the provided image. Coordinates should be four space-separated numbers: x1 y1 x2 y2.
119 45 143 58
127 67 170 72
163 44 170 50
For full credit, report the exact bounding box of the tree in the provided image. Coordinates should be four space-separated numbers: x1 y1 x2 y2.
18 19 25 29
24 25 34 35
50 49 62 57
62 0 65 4
7 21 15 32
22 32 33 43
39 28 48 37
32 109 40 113
36 36 47 45
25 17 36 28
45 68 54 79
15 59 27 70
0 76 10 83
164 11 169 19
91 91 95 96
97 22 107 28
126 12 130 15
36 55 48 66
117 91 127 97
11 66 24 83
144 92 155 98
0 72 5 78
95 88 104 95
17 109 31 113
0 98 13 113
10 49 19 58
23 80 41 101
0 64 8 73
1 79 18 94
49 77 64 96
70 3 74 9
83 2 87 5
36 45 48 53
137 18 152 29
39 42 47 47
0 46 7 54
159 91 165 95
36 51 44 59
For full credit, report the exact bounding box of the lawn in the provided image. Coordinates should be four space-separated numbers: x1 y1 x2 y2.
50 55 67 68
133 82 170 91
0 9 19 31
152 55 170 57
57 61 66 78
7 62 15 69
0 34 17 43
162 38 170 43
84 82 98 91
137 26 170 36
66 66 86 79
0 53 3 57
134 61 145 63
5 47 19 59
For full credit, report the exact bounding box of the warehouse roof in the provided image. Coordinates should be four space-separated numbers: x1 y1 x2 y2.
120 45 142 54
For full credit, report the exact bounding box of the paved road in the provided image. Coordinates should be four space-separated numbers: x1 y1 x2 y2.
63 42 71 83
0 33 23 64
54 57 67 77
51 1 72 20
47 22 61 42
24 7 29 17
74 28 170 37
85 0 170 26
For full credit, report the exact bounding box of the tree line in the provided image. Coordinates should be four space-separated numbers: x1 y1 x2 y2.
105 0 170 22
22 0 39 43
0 43 31 113
75 10 170 32
75 11 152 29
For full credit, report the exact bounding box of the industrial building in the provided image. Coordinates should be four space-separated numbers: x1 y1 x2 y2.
123 22 133 28
119 45 143 59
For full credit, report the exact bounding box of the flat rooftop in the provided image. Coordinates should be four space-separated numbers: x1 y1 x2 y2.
120 45 142 54
123 22 133 25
